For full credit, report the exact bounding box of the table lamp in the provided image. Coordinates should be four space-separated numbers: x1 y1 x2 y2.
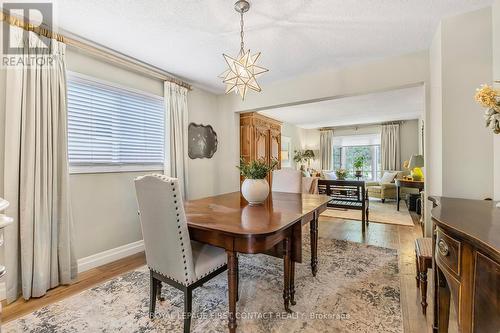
409 154 424 181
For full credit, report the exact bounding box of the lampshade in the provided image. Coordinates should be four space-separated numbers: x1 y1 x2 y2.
409 155 424 169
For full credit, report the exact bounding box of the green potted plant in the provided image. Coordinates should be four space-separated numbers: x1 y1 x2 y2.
335 168 348 180
353 155 366 178
293 150 315 170
237 157 278 205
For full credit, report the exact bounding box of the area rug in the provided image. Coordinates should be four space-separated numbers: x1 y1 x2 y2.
4 238 403 333
320 199 414 227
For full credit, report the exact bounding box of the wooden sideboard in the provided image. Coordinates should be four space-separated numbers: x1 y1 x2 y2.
240 112 282 184
431 197 500 333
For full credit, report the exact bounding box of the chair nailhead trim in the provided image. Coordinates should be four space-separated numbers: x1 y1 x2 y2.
144 174 198 285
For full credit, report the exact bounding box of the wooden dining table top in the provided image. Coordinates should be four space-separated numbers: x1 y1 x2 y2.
184 191 331 236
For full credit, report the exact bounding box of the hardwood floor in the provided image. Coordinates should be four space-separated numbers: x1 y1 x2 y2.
2 252 146 323
3 206 440 332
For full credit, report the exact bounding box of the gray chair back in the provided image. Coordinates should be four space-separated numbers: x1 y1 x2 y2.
134 174 196 285
272 169 302 193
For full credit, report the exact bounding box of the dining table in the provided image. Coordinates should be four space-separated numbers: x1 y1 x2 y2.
184 191 331 332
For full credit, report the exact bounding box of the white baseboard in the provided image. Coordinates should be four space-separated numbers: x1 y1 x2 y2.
77 240 144 273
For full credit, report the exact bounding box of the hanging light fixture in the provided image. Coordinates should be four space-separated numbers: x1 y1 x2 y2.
219 0 268 100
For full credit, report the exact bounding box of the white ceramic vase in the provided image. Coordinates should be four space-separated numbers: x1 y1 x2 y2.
241 178 269 205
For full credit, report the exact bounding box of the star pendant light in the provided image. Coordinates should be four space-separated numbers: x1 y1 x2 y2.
219 0 268 100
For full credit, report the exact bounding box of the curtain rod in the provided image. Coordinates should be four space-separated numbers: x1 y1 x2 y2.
0 11 192 90
319 120 405 131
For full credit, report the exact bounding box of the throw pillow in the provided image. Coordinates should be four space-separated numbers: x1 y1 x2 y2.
324 171 337 180
380 171 398 183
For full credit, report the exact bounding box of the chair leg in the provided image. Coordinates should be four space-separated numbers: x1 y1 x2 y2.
149 271 158 319
415 255 420 288
157 281 165 301
184 288 193 333
420 270 428 315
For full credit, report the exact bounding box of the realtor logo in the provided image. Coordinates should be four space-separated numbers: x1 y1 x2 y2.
2 2 53 55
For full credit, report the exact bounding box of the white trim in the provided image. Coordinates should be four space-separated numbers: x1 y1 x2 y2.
70 164 163 175
77 240 144 273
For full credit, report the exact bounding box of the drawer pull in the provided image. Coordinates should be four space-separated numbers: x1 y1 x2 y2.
438 239 449 257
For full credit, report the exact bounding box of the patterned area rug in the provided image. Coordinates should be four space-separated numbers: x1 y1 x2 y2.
4 238 403 333
321 199 414 227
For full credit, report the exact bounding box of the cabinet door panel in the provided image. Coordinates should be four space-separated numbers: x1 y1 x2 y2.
473 252 500 333
255 128 269 162
270 130 281 168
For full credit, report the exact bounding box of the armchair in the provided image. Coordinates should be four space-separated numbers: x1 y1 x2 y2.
366 181 397 203
366 170 418 203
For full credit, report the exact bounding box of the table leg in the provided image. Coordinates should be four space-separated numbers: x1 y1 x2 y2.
227 250 238 332
290 260 296 306
397 186 400 211
310 214 319 277
283 237 292 313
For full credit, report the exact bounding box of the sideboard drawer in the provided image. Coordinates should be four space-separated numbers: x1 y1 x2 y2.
436 229 461 276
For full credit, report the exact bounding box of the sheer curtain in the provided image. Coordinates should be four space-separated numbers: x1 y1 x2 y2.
380 124 401 171
320 129 333 170
164 82 189 198
4 27 76 302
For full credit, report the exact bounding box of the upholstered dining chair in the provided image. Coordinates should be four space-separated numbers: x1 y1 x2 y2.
272 169 302 193
134 174 227 333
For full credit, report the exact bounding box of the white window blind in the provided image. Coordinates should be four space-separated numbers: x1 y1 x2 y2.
67 73 165 171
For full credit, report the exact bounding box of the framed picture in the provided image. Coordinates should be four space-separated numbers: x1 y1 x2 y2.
188 123 218 159
281 136 291 167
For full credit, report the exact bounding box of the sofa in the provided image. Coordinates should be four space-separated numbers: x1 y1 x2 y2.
366 170 418 202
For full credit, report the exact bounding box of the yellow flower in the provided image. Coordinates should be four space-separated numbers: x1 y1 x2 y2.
475 84 500 110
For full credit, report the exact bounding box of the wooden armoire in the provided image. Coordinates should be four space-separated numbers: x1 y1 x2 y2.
240 112 282 184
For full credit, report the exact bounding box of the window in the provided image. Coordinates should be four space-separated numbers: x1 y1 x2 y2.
67 73 165 173
332 134 381 181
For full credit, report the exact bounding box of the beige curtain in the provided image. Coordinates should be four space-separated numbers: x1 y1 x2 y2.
381 124 401 171
3 27 76 302
164 82 189 198
320 129 333 170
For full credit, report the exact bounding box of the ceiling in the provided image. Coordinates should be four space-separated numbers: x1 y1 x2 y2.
48 0 493 92
258 85 425 129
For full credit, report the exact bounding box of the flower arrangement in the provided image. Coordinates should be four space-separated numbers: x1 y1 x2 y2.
237 157 278 179
475 84 500 134
335 168 348 180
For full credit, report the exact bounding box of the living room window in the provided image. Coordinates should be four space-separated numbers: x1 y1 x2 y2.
67 72 165 173
332 134 381 181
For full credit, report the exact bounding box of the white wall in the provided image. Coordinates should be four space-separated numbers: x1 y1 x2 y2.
280 122 306 169
217 51 430 192
187 88 226 200
427 23 443 199
290 120 420 172
493 0 500 200
0 47 223 260
219 51 429 113
439 8 493 199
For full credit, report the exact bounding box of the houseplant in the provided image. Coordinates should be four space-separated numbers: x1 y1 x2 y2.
353 155 366 178
237 157 278 205
293 150 315 170
335 168 348 180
